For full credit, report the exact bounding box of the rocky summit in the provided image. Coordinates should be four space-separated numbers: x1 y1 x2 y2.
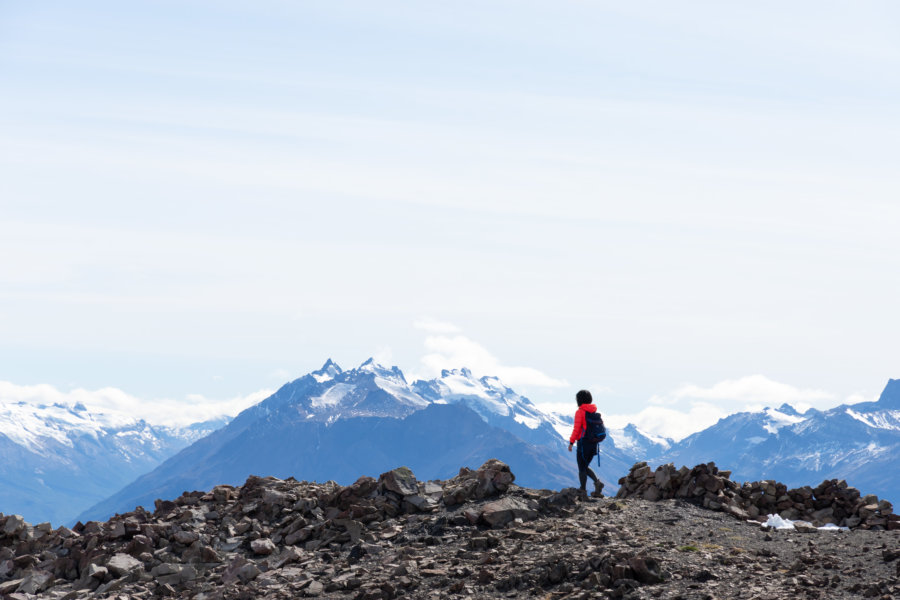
1 460 899 600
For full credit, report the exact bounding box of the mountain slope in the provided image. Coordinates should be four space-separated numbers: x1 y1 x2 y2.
0 401 225 525
79 361 695 523
76 402 575 523
412 368 568 450
655 379 900 501
76 360 592 522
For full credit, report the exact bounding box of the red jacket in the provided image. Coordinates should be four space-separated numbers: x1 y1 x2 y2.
569 403 598 445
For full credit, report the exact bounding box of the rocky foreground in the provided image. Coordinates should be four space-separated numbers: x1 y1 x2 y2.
1 459 899 600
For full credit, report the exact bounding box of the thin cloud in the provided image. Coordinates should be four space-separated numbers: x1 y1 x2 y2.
0 380 272 428
414 324 568 389
671 375 834 408
605 402 731 443
607 375 857 441
372 345 394 367
413 317 461 334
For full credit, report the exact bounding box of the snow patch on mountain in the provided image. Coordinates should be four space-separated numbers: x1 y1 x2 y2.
0 401 162 455
550 417 572 442
609 423 672 458
414 368 560 433
761 406 806 434
373 375 430 408
310 383 355 409
845 408 900 430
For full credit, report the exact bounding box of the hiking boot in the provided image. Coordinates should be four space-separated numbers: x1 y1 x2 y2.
577 488 589 502
591 480 605 498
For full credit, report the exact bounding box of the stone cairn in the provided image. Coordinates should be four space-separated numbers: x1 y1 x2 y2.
616 461 898 531
0 459 663 599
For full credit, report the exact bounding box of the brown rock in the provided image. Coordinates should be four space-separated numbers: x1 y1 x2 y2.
379 466 419 497
628 556 663 584
106 553 142 577
480 497 538 528
251 538 277 555
474 458 515 498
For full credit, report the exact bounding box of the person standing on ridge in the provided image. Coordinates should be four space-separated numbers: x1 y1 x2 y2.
568 389 604 501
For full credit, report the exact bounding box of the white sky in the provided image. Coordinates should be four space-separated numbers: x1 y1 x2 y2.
1 1 898 438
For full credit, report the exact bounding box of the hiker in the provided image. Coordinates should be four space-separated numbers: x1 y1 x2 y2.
568 389 604 500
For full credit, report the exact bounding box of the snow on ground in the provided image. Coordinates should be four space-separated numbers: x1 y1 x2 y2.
762 514 848 531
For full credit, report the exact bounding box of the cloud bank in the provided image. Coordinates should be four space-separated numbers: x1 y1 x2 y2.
604 375 868 441
0 381 272 428
413 318 568 389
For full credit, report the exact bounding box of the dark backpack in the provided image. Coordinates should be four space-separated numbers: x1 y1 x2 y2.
583 410 607 444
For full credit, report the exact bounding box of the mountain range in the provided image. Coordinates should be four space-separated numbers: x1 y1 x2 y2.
0 401 225 525
648 379 900 503
2 362 897 526
73 359 583 523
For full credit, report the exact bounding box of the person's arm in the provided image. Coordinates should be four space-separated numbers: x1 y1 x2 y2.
568 408 584 449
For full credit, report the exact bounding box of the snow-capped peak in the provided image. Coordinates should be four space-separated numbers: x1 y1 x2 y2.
412 367 562 435
0 400 218 457
357 358 402 378
776 402 802 417
311 358 342 383
303 359 427 415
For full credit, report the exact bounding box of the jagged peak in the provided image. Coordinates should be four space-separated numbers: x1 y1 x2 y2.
319 358 341 372
877 378 900 408
438 367 475 379
311 358 342 383
357 358 405 381
775 403 801 416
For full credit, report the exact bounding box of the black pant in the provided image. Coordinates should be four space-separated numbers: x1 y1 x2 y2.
576 439 599 489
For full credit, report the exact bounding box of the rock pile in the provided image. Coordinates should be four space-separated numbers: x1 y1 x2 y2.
616 461 899 530
1 459 898 600
0 459 663 599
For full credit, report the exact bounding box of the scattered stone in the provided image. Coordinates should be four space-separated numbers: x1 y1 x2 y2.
480 497 539 528
1 460 897 600
16 569 53 594
105 553 143 577
250 537 277 555
616 461 895 531
379 466 418 497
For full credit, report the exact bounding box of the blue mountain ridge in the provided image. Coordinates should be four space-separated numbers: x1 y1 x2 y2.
0 403 225 525
75 402 573 524
11 361 898 526
649 379 900 503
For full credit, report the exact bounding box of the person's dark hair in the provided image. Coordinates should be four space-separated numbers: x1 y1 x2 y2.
576 389 593 406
